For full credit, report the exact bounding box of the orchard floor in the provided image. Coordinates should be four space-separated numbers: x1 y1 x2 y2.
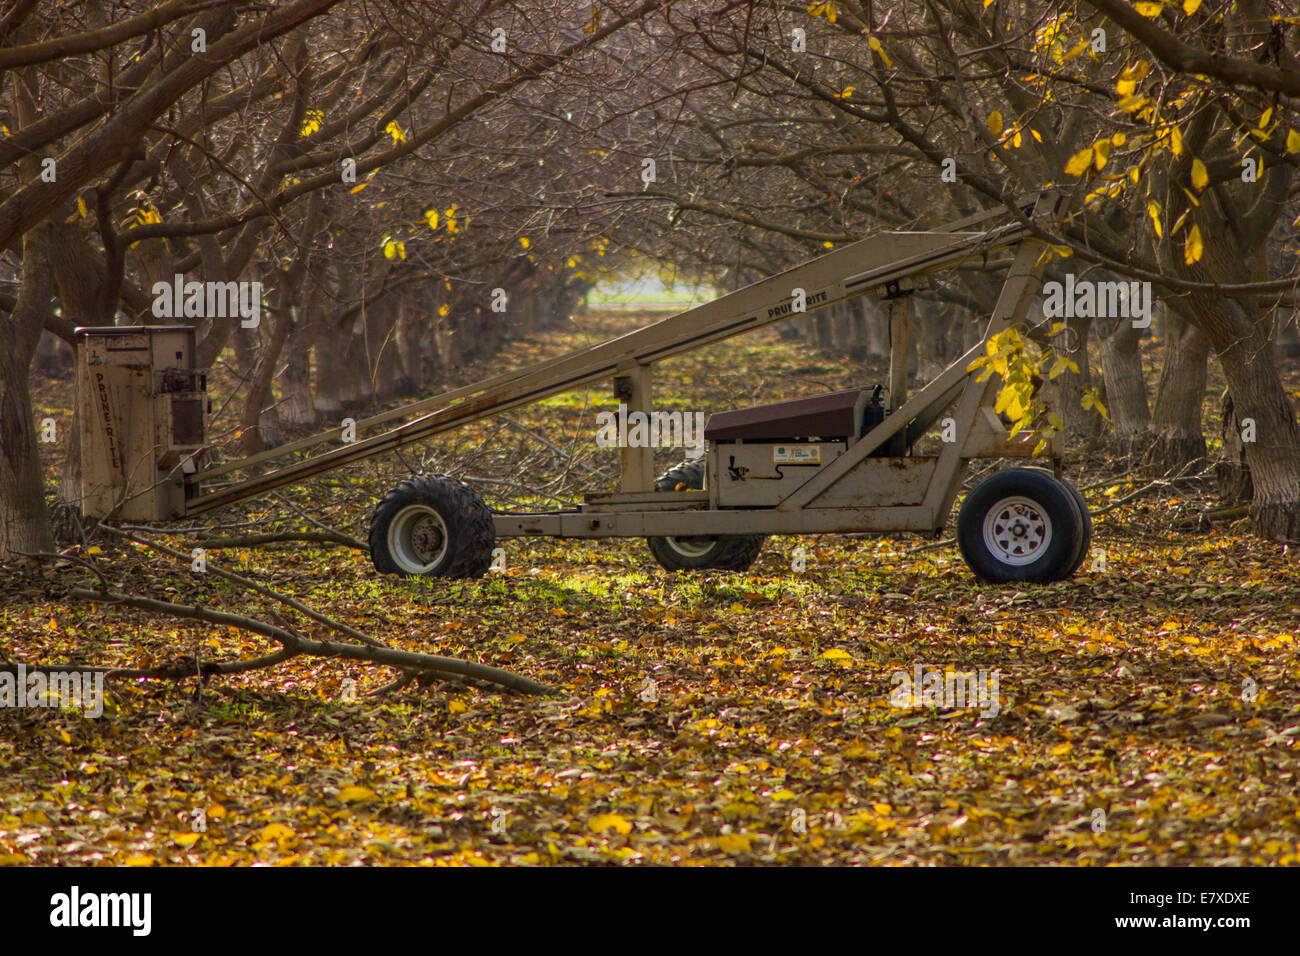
3 310 1299 866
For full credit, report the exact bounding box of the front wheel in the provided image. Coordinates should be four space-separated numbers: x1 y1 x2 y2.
645 458 764 571
957 468 1085 584
369 474 495 577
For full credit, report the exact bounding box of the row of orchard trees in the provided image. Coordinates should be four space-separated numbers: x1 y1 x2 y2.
3 0 1299 552
588 0 1300 539
0 0 677 552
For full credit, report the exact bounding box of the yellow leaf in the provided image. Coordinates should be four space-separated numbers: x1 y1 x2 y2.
1111 132 1127 146
1148 201 1162 237
772 789 798 801
1169 125 1183 157
1191 157 1208 190
983 0 995 8
1184 223 1203 264
1259 107 1273 129
589 813 632 835
87 546 102 555
385 121 406 145
1287 128 1300 154
1118 94 1150 114
447 700 467 713
1062 38 1089 62
1182 0 1201 12
987 110 1003 137
349 181 369 194
172 832 202 846
300 109 323 138
834 85 855 100
58 728 71 744
518 236 530 249
1050 741 1073 755
866 35 891 67
819 648 852 661
338 785 377 803
1133 2 1164 16
261 823 295 842
1092 140 1110 170
124 855 155 866
715 832 753 854
1064 148 1093 177
383 239 397 259
425 209 439 229
808 2 837 24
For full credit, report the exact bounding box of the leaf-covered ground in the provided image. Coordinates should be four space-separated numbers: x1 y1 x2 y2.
4 312 1299 866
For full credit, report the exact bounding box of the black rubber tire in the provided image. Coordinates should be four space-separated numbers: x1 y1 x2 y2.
957 468 1085 584
369 474 495 578
1020 467 1093 576
1062 476 1093 576
645 458 765 572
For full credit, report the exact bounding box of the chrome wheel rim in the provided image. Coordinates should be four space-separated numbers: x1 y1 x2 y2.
388 504 449 573
982 496 1051 566
665 536 717 558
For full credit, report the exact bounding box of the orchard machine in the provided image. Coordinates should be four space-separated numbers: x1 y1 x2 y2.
75 190 1093 585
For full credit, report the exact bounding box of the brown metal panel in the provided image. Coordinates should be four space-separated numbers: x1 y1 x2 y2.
704 390 866 441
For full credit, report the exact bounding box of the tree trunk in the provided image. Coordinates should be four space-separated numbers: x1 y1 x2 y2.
1053 314 1098 444
1097 315 1149 460
1216 330 1300 540
280 309 317 430
313 325 345 425
0 222 57 555
1144 311 1209 475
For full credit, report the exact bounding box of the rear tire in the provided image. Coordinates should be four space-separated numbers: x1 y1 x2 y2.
957 468 1084 584
648 533 765 572
645 458 765 572
1062 476 1093 576
369 475 495 578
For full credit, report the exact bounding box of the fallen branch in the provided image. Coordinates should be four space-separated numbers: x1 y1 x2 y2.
68 587 554 695
906 537 955 555
1173 505 1250 529
190 530 367 551
101 526 384 648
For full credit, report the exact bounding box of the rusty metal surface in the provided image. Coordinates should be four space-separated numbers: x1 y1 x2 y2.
814 456 936 509
494 504 938 538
